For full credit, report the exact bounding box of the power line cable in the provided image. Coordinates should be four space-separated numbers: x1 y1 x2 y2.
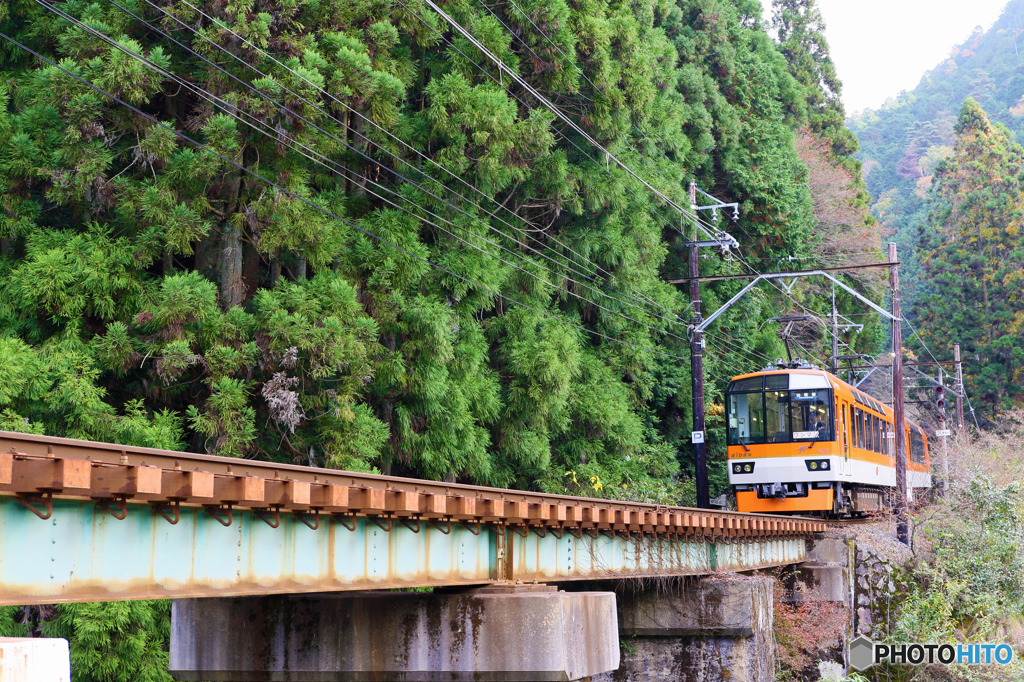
92 0 694 334
414 0 725 242
163 0 644 300
40 2 698 347
389 0 749 304
475 0 693 202
0 30 697 365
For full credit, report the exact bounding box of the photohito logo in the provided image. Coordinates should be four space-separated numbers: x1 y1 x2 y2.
849 636 1015 671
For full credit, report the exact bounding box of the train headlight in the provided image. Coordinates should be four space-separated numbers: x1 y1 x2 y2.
805 459 830 472
809 461 818 470
733 464 742 473
732 462 755 474
821 461 829 470
743 464 752 472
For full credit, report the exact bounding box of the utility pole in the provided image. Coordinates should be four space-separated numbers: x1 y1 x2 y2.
689 181 709 509
938 367 949 494
831 284 839 375
889 243 909 546
954 343 965 431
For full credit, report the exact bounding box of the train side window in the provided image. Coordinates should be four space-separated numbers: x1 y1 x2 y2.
727 392 765 445
910 426 925 464
764 390 791 443
868 414 876 452
841 403 849 454
850 405 857 447
855 408 864 448
873 415 881 453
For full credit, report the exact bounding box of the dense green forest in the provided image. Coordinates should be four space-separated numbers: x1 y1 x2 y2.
0 0 882 677
0 0 879 497
850 0 1024 417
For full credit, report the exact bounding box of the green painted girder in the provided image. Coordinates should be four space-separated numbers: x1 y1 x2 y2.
0 497 806 604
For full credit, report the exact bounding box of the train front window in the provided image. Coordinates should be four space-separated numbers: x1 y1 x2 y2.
790 389 832 441
765 390 791 442
728 377 763 392
727 381 834 445
727 392 765 444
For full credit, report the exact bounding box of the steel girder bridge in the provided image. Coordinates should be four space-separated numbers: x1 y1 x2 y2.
0 431 822 605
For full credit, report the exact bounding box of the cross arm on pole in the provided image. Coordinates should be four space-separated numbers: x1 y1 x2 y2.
693 270 896 334
854 366 879 388
693 275 764 333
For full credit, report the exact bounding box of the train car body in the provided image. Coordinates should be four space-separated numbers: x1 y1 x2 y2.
726 366 931 514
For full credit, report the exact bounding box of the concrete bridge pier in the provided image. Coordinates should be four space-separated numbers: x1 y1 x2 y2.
593 575 775 682
169 586 619 681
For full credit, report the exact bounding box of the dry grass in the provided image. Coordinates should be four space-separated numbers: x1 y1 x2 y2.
943 413 1024 488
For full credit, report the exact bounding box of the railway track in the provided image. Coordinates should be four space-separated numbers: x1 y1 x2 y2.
0 430 826 538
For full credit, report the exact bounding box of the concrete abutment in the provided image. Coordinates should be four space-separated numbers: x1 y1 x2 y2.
592 575 776 682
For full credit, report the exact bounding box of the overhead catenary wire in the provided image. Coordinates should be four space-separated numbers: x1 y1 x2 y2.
703 329 778 369
0 31 700 365
728 247 858 362
88 0 696 336
380 0 744 320
701 338 753 379
702 336 766 372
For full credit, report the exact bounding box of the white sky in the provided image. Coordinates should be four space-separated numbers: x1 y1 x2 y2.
762 0 1011 113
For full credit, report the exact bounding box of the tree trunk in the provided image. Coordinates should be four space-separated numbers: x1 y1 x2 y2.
163 245 174 275
350 110 367 197
242 238 260 302
195 231 218 283
219 173 245 308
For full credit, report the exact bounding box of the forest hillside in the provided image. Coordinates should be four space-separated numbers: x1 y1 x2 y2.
850 0 1024 418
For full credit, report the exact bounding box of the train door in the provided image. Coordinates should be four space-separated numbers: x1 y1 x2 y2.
839 401 851 475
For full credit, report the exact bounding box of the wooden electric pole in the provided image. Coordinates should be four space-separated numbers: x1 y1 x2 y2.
689 181 709 509
889 243 909 545
954 343 965 431
938 367 949 494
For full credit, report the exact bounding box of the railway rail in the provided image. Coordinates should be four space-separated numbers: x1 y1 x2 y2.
0 430 824 538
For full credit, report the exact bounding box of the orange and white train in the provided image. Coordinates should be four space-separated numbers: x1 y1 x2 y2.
726 365 930 515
